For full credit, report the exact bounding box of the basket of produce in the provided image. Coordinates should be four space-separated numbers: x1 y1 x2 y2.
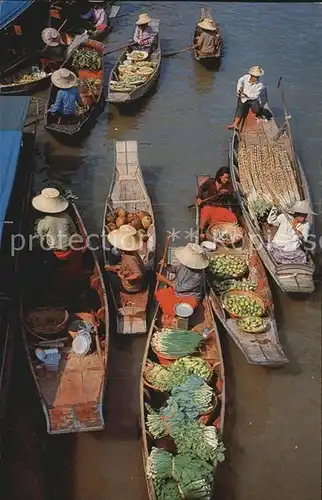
25 307 69 335
137 66 154 77
208 254 248 279
237 316 268 333
143 360 171 391
207 222 244 246
222 290 266 318
127 50 149 61
105 208 153 235
151 329 203 366
212 277 257 295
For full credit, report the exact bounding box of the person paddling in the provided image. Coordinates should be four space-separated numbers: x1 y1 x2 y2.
194 18 221 57
47 69 82 124
130 13 155 54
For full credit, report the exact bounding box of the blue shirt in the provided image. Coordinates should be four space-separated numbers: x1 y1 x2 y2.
50 87 81 115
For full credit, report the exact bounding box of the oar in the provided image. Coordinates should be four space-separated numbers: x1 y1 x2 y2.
103 41 135 56
42 18 68 53
163 46 195 58
154 236 172 294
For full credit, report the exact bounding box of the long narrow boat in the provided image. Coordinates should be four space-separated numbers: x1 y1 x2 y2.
107 19 161 104
140 242 226 500
229 95 315 293
44 37 105 144
192 7 222 65
21 201 109 434
103 140 156 334
195 175 288 366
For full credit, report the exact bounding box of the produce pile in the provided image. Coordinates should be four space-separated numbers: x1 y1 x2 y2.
237 315 266 333
110 58 156 92
8 68 47 86
223 292 264 318
71 48 101 72
77 77 101 96
208 254 248 279
212 278 257 295
208 223 243 246
106 207 152 239
151 329 203 358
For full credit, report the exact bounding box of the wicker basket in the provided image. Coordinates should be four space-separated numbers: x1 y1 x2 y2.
150 344 182 366
237 316 268 334
207 222 244 247
25 307 69 335
222 289 266 318
143 360 168 391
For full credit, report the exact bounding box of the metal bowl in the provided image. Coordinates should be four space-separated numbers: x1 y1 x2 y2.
175 302 194 318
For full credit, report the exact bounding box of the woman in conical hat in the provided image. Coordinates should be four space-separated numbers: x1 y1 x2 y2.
40 28 70 70
47 68 82 124
155 243 209 322
80 0 109 32
104 225 146 293
194 18 220 57
130 13 155 54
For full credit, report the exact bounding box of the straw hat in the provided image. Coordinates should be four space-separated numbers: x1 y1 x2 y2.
290 200 316 215
197 18 217 31
248 65 264 77
32 188 69 214
107 225 142 251
41 27 61 47
174 243 209 270
51 68 77 89
136 13 152 25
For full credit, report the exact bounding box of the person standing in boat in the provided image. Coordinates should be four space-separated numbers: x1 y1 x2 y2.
228 66 266 130
194 18 220 57
266 200 315 264
47 68 82 124
80 0 109 33
156 243 208 322
130 13 155 54
104 225 146 293
196 168 238 239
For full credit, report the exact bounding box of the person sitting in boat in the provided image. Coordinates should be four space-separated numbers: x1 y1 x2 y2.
227 66 266 130
194 18 220 56
130 13 155 54
196 168 238 239
156 243 208 320
104 225 146 293
40 28 70 70
32 188 83 279
80 0 109 32
47 69 82 124
266 200 315 264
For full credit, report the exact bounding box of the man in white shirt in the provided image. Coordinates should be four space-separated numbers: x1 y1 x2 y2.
228 65 265 130
266 200 315 264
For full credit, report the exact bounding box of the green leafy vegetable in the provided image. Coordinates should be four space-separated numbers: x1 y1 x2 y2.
152 329 202 357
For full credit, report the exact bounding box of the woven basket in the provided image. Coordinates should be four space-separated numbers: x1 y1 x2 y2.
222 289 266 318
207 222 244 247
237 316 268 334
150 344 182 366
25 307 69 336
143 360 168 391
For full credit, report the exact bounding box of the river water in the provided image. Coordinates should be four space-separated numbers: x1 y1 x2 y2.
2 2 321 500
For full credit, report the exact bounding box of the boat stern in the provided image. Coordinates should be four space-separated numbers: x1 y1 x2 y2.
107 91 131 103
46 402 104 434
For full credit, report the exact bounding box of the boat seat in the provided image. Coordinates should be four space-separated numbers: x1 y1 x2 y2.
118 306 145 317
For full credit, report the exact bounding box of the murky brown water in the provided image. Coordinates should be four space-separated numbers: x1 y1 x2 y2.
1 2 321 500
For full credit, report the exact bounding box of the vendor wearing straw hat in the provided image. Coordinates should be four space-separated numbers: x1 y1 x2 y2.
228 65 266 130
194 18 221 56
104 225 146 293
130 13 155 53
80 0 109 32
40 28 69 65
47 68 82 124
267 199 316 264
155 243 209 320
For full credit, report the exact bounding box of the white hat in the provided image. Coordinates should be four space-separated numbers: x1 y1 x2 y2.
290 200 316 215
107 225 143 251
248 65 264 77
32 188 69 214
42 27 61 47
136 13 152 25
197 18 217 31
174 243 209 270
51 68 77 89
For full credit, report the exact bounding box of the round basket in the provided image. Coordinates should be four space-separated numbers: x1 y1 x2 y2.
207 223 244 247
143 360 168 391
25 307 69 335
237 316 268 334
199 395 218 424
222 289 266 318
150 344 182 366
209 256 248 280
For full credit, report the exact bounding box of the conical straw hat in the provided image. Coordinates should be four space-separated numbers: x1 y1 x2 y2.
32 188 69 214
290 200 316 215
248 65 264 77
136 13 152 25
41 27 61 47
198 18 217 31
174 243 209 270
107 225 142 251
51 68 77 89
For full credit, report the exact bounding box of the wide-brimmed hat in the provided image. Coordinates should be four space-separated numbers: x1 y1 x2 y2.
107 225 142 251
32 188 69 214
51 68 77 89
42 27 61 47
248 65 264 77
198 18 217 31
136 13 151 25
290 200 316 215
174 243 209 270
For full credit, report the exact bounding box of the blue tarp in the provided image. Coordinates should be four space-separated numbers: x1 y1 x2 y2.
0 0 34 30
0 96 30 244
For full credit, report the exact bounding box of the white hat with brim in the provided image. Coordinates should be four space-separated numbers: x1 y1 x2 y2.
136 13 152 25
42 27 61 47
32 188 69 214
290 200 316 215
174 243 209 270
198 18 217 31
248 65 264 77
107 225 143 251
51 68 77 89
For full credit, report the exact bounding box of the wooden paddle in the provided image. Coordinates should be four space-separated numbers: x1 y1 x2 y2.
42 18 68 53
163 46 195 58
154 236 172 294
103 41 136 56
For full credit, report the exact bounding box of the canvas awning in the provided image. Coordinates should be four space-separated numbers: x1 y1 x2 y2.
0 0 35 30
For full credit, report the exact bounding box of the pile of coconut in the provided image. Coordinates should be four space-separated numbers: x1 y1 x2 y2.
106 208 153 241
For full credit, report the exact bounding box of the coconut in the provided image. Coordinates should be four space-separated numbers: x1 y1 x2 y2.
115 207 127 218
138 210 150 220
106 213 116 224
127 212 136 223
130 217 142 230
116 217 126 228
141 215 152 230
107 222 117 232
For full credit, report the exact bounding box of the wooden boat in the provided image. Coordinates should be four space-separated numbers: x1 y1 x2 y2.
88 4 120 41
140 242 225 500
44 38 105 144
21 202 109 434
229 95 315 293
107 19 161 104
195 175 288 366
193 7 222 65
103 140 156 334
